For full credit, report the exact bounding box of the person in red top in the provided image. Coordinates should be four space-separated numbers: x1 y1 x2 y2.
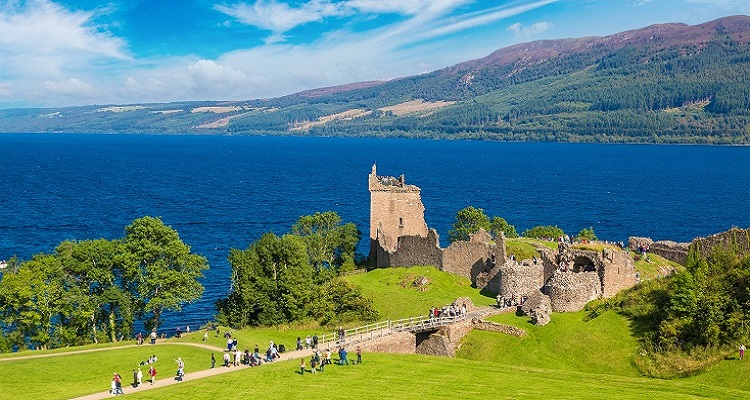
148 365 157 385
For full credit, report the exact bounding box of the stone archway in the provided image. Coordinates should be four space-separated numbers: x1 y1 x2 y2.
572 255 597 272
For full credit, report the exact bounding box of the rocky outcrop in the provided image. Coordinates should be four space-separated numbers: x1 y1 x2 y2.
415 329 453 356
520 290 552 326
544 271 601 312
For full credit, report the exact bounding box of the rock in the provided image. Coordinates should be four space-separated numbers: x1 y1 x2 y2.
520 290 552 326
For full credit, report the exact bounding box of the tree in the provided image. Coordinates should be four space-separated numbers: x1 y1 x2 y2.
0 254 68 350
124 216 208 332
522 225 566 240
308 279 379 325
291 211 360 277
448 206 490 243
56 239 135 343
576 227 598 242
490 216 519 239
218 233 313 327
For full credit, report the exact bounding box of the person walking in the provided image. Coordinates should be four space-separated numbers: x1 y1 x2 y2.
136 368 143 386
211 353 216 368
148 365 157 385
356 346 362 364
740 344 746 360
300 358 306 375
113 373 124 395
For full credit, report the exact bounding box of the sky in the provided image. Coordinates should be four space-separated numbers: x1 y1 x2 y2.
1 0 749 109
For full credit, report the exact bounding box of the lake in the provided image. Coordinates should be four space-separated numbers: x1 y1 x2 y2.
1 133 749 330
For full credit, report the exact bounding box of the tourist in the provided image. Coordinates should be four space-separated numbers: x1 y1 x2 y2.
356 346 362 364
149 330 157 345
113 373 124 394
305 335 312 349
148 365 156 384
310 354 317 374
110 377 120 396
136 332 143 345
175 326 182 339
339 347 349 365
313 334 319 349
203 330 209 341
233 349 241 366
175 366 184 382
296 336 302 351
325 349 332 365
132 369 139 388
300 358 306 375
227 336 234 351
210 353 215 369
136 368 143 386
740 344 746 360
223 351 230 367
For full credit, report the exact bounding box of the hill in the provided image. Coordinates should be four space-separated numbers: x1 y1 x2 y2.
3 16 750 143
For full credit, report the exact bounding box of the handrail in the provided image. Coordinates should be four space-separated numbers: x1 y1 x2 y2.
313 312 469 350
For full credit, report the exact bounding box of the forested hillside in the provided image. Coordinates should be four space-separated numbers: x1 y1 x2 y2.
3 16 750 143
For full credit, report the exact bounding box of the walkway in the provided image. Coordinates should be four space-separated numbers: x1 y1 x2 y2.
60 306 504 399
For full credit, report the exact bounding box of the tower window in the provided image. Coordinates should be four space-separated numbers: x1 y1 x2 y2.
399 217 404 228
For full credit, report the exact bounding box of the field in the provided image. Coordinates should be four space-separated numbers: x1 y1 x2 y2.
2 266 748 399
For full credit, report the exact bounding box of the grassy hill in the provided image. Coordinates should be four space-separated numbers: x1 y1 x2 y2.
1 265 749 398
344 266 494 319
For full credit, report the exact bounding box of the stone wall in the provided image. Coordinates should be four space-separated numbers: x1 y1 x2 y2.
495 261 545 300
600 249 638 298
376 229 442 269
442 230 494 281
544 271 601 312
692 227 750 260
471 319 527 337
356 331 416 354
628 237 654 251
650 240 689 265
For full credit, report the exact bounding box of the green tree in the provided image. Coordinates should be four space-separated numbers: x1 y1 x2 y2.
308 279 379 325
0 254 68 350
218 233 313 327
522 225 565 240
56 239 135 342
448 206 491 243
124 216 208 331
490 216 519 239
576 227 598 241
291 211 360 277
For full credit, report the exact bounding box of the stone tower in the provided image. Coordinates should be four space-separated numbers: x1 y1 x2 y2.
369 164 429 260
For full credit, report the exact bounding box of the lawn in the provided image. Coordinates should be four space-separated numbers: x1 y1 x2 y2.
125 352 745 400
345 265 494 319
0 343 217 400
457 310 641 377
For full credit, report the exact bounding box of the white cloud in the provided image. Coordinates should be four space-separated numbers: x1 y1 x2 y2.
187 60 249 89
508 21 553 41
41 78 95 97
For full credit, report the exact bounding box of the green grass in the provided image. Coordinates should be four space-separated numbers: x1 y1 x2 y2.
515 237 559 251
458 311 641 377
125 352 745 400
633 252 684 280
0 339 133 359
345 266 493 319
182 324 336 354
505 240 541 260
0 343 216 399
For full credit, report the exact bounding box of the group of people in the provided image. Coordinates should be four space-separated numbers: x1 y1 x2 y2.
299 346 362 374
496 293 528 308
429 303 467 319
296 334 321 351
111 357 160 396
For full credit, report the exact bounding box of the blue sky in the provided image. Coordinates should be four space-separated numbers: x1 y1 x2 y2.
1 0 749 108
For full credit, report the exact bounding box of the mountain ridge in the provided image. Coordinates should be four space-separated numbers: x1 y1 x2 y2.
3 15 750 144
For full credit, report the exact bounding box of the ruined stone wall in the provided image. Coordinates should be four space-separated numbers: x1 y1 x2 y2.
628 237 654 251
369 165 428 258
544 271 601 312
599 249 638 298
442 230 493 281
651 240 689 265
376 229 442 269
357 331 416 354
692 227 750 260
496 261 545 300
471 319 527 337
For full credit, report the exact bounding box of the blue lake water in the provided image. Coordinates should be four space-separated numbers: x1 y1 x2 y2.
1 133 749 331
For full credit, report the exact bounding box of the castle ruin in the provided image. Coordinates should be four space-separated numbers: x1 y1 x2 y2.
369 165 639 313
